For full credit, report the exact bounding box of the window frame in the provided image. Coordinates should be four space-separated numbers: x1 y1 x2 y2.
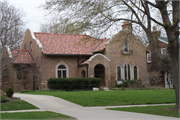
124 42 129 53
30 42 32 52
133 65 139 80
161 48 166 55
116 65 122 81
55 62 69 78
147 51 151 63
124 63 131 80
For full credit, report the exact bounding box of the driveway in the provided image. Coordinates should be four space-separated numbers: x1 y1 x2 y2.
13 93 179 120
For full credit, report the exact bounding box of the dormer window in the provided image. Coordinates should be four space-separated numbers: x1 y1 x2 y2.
124 42 129 52
161 48 166 55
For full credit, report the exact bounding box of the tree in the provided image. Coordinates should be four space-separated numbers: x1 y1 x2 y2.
42 0 179 109
39 17 85 34
0 0 25 84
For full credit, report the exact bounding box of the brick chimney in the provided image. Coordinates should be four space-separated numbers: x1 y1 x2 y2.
152 26 161 44
121 21 132 31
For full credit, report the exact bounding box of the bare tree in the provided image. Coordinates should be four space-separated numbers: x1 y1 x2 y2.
0 0 25 84
42 0 179 109
39 17 85 34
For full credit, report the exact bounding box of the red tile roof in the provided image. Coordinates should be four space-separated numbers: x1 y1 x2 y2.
11 50 35 64
34 33 107 55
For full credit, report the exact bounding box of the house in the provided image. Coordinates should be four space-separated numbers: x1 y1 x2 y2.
1 21 147 92
146 27 174 88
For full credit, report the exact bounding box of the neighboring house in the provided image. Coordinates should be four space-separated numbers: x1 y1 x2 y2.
146 28 174 88
1 21 147 92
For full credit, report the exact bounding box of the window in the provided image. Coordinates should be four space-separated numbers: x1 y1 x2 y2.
133 66 138 79
124 63 131 80
24 44 26 49
147 52 151 63
17 68 28 80
161 48 166 55
30 42 32 52
56 62 69 78
81 70 86 78
124 42 129 52
116 65 122 81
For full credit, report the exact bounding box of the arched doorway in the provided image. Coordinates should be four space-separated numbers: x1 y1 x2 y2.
81 70 86 78
94 64 105 86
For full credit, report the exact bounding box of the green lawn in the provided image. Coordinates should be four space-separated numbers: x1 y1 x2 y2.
1 99 38 111
1 111 77 119
107 105 179 118
24 89 175 106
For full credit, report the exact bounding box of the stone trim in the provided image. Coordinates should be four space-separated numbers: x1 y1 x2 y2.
27 28 43 51
87 53 110 64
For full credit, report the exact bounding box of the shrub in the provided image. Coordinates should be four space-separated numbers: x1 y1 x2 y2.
47 78 101 91
6 87 14 98
1 95 10 102
20 90 34 93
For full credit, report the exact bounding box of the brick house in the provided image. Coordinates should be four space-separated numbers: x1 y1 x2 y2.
1 21 147 92
146 28 174 88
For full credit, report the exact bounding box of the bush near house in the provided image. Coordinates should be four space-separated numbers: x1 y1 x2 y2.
47 78 101 91
1 96 10 103
6 87 14 98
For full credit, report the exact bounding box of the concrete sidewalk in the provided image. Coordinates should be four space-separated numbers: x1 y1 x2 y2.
5 93 178 120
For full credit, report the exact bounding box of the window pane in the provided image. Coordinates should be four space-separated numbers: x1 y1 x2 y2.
128 64 130 80
124 42 128 52
58 65 66 69
124 64 127 80
63 70 66 78
134 66 137 79
58 70 61 78
117 66 121 81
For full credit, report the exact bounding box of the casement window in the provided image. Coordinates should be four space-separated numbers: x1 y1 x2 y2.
57 65 67 78
56 62 69 78
124 42 129 52
147 52 151 63
116 65 122 81
124 63 131 80
133 65 138 80
30 42 32 52
161 48 166 55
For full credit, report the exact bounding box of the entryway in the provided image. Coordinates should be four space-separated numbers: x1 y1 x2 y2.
94 64 105 86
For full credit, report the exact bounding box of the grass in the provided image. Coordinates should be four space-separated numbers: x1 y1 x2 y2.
1 111 77 119
24 89 175 106
1 99 38 111
107 105 179 118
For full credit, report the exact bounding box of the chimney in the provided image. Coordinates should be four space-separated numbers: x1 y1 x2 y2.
152 26 161 45
121 21 132 31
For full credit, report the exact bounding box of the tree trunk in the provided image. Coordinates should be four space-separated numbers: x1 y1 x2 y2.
170 59 179 110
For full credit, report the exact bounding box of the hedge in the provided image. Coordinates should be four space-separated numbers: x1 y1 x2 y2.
47 78 101 91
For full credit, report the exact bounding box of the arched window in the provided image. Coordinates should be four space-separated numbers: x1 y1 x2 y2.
56 62 69 78
81 70 86 78
124 63 131 80
133 65 138 80
116 65 121 81
124 42 129 52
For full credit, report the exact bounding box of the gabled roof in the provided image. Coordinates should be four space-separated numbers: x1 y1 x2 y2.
34 32 107 55
158 37 180 44
158 37 168 44
11 50 35 64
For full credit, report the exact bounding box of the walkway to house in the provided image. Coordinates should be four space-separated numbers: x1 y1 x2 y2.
1 93 178 120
